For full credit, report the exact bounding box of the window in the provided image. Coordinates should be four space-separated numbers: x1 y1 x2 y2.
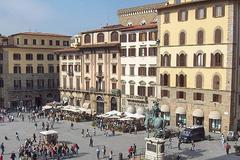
62 55 67 60
139 32 147 41
63 76 67 89
148 87 155 97
161 74 170 86
0 64 3 74
85 54 89 59
37 65 44 73
138 67 146 76
56 40 60 46
84 34 91 43
213 75 220 90
139 48 147 56
213 94 222 103
175 0 181 4
63 41 69 46
68 65 73 75
14 80 21 89
86 64 89 73
37 79 44 89
164 33 169 46
61 65 67 71
111 32 119 42
194 53 205 66
49 40 53 46
56 66 59 73
47 54 54 60
76 76 80 90
197 30 204 44
148 67 156 76
120 49 127 57
48 79 55 89
211 53 223 67
13 65 21 74
48 65 54 73
161 54 171 67
26 65 33 74
98 65 102 74
85 81 90 90
69 77 73 89
196 7 206 20
0 53 3 60
149 31 157 41
112 53 117 59
26 54 33 60
33 39 37 45
130 66 134 76
97 33 104 43
0 79 4 88
138 86 146 96
213 5 225 18
161 90 170 98
209 119 221 132
196 74 203 88
164 12 170 23
112 65 117 74
17 38 20 45
179 32 186 45
128 33 136 42
98 53 103 59
149 47 157 56
74 64 80 72
41 40 45 45
176 74 187 87
75 55 80 60
128 48 136 57
178 10 188 21
193 93 204 101
13 53 21 60
176 54 186 66
112 83 117 89
122 66 125 75
130 85 134 95
68 55 73 60
24 39 28 45
37 54 44 60
121 84 125 94
120 34 127 42
214 29 222 44
176 91 186 99
26 80 33 89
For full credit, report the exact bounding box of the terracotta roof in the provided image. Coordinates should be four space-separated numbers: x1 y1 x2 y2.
81 24 125 34
10 32 71 37
121 24 157 32
156 0 208 10
78 43 120 49
55 48 80 53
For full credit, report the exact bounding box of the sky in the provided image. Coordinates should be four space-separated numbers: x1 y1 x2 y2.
0 0 165 37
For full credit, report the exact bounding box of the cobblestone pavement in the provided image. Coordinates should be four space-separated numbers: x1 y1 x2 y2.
0 114 240 160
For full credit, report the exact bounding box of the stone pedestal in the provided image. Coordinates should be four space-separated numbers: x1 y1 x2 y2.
145 137 165 160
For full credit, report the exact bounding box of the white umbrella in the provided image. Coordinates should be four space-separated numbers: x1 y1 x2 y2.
106 110 122 116
108 115 121 119
119 117 133 121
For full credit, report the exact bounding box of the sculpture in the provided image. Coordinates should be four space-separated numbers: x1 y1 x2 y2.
144 101 166 138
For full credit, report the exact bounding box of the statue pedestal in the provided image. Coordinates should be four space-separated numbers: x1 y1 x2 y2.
145 137 165 160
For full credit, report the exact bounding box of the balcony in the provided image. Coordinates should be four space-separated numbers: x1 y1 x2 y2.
126 95 148 102
96 72 104 79
67 71 74 76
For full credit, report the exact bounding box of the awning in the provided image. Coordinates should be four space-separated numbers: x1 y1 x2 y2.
161 105 170 112
209 111 221 120
192 109 204 117
176 107 186 114
83 102 90 109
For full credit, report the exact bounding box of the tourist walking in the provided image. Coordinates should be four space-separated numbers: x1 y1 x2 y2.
42 122 45 130
178 139 181 150
96 147 100 159
0 153 3 160
221 133 225 145
33 133 37 142
133 144 137 156
224 143 231 155
86 129 90 137
34 122 38 130
134 125 137 134
128 146 133 158
71 122 74 129
89 137 93 147
191 140 195 151
93 128 96 136
108 150 113 160
169 137 172 149
16 132 20 141
81 129 85 137
0 143 4 154
10 152 16 160
102 145 106 158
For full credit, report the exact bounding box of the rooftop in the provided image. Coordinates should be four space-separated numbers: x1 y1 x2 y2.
78 43 120 49
81 24 126 34
121 23 157 32
10 32 71 37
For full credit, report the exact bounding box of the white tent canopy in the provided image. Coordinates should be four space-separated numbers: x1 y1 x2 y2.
40 130 58 136
105 110 122 116
126 113 145 119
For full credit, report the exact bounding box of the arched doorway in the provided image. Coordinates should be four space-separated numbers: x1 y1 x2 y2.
96 96 104 114
111 97 117 111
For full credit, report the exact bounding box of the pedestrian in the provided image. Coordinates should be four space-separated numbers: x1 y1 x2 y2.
75 143 79 154
34 122 38 130
108 150 113 160
134 125 137 134
93 128 96 136
33 133 36 142
81 129 85 137
133 144 136 156
0 153 3 160
16 132 20 141
224 143 231 155
191 140 195 151
42 122 45 130
10 152 16 160
102 145 106 158
0 143 4 154
128 146 133 158
178 139 181 150
71 122 74 129
86 129 90 137
89 137 93 147
169 136 172 149
96 147 100 159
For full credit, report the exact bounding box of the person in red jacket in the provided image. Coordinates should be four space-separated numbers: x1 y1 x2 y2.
128 146 133 158
0 153 3 160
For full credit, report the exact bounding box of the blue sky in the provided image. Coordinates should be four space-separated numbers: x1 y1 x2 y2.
0 0 165 36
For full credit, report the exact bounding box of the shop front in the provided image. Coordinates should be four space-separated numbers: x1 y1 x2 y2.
176 107 186 127
209 111 221 133
160 104 170 126
192 109 204 125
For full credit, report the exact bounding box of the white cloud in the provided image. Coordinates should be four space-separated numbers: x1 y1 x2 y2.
0 0 55 35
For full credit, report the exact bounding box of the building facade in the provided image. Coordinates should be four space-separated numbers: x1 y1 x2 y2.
120 24 158 113
59 25 122 114
157 0 240 133
0 32 71 109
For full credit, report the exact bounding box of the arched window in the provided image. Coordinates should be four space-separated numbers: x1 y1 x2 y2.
214 28 222 44
197 30 204 45
161 54 171 67
194 53 205 66
84 34 91 44
211 53 223 67
163 74 169 86
213 75 220 90
111 32 119 42
97 33 104 43
196 74 203 88
177 54 186 66
164 33 169 46
176 74 186 87
179 32 186 45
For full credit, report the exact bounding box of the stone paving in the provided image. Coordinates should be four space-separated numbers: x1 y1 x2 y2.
0 114 240 160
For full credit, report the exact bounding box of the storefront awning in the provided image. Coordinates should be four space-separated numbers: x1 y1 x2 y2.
176 107 186 114
209 111 221 120
192 109 204 117
161 104 170 112
83 102 90 109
